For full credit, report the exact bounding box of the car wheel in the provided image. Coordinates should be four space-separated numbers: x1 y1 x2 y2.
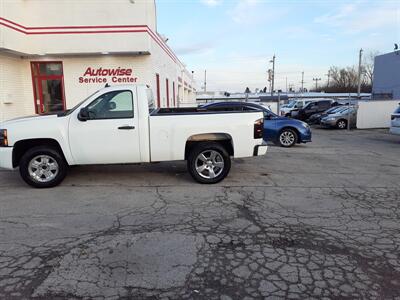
187 142 231 184
337 119 347 130
278 129 298 147
19 146 68 188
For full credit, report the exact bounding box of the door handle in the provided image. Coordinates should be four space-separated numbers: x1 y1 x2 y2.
118 125 135 130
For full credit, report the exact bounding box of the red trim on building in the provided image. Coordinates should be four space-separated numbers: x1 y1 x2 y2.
156 74 161 108
166 78 170 108
172 82 176 107
0 17 182 65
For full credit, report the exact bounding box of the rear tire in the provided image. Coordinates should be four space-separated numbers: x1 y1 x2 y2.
19 146 68 188
337 119 347 130
278 129 298 147
187 142 231 184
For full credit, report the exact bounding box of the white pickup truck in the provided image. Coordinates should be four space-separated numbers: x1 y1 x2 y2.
0 85 267 188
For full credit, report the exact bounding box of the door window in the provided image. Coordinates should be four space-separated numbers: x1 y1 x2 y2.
87 90 134 120
31 62 65 114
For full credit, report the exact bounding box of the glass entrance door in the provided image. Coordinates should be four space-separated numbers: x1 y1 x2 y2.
31 62 66 114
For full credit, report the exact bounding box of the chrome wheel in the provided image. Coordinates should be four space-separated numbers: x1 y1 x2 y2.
337 120 347 129
195 150 224 179
28 155 59 183
280 131 296 147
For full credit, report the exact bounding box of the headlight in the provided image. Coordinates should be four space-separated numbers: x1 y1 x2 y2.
0 129 8 147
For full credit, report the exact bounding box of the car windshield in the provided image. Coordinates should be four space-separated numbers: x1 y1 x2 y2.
286 101 297 108
329 106 346 114
339 107 356 114
65 90 100 116
395 106 400 114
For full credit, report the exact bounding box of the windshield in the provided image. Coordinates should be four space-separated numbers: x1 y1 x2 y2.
395 106 400 114
251 104 277 117
338 107 356 114
65 90 99 116
286 101 297 108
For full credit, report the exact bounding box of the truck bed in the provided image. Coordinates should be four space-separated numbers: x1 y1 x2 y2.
151 107 261 116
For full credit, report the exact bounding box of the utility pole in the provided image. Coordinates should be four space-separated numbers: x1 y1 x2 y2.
313 78 321 91
203 70 207 93
300 71 305 92
270 55 276 96
357 48 363 99
285 77 288 93
326 70 331 87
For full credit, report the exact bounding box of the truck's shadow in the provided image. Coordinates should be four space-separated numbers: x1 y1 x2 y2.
65 161 194 186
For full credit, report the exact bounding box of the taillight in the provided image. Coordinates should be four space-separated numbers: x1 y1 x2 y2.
0 129 8 147
254 118 264 139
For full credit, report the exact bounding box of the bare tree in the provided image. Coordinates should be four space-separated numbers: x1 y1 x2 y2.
363 50 380 86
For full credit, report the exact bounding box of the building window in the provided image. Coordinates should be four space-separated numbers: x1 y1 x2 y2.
166 78 170 108
173 81 176 107
31 62 66 114
155 73 161 108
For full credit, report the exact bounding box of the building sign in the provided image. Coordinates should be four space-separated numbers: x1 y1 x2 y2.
78 67 138 84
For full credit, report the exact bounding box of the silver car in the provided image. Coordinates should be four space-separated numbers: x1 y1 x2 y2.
320 107 357 129
390 105 400 135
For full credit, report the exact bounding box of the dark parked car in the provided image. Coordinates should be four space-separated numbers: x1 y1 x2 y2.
201 102 312 147
307 105 347 125
295 100 334 122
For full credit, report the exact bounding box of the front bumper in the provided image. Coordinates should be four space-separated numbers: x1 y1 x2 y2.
390 127 400 135
300 130 312 143
253 142 268 156
0 147 14 170
321 119 337 127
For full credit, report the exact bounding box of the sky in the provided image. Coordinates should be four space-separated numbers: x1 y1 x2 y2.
156 0 400 93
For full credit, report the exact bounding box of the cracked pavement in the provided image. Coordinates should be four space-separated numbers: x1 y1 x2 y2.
0 128 399 299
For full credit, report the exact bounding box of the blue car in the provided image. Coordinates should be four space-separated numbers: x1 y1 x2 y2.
201 102 312 147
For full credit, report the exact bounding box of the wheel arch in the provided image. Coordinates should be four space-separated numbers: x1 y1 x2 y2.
278 126 300 143
184 133 234 160
12 138 68 168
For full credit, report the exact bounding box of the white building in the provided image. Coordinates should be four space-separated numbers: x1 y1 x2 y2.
0 0 196 121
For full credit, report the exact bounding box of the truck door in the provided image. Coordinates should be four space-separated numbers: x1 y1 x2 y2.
68 89 141 164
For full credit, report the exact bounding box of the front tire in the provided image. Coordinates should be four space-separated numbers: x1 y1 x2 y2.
19 146 68 188
187 142 231 184
278 129 298 147
337 119 347 130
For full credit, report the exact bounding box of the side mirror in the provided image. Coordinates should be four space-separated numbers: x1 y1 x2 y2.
108 102 116 110
78 107 90 121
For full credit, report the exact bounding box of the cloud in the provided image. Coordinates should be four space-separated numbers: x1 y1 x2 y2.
314 3 357 25
228 0 287 25
314 2 399 34
200 0 222 7
174 42 215 56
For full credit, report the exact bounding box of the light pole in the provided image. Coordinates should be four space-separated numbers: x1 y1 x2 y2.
204 70 207 93
300 71 305 92
270 55 275 96
357 48 363 99
313 78 321 91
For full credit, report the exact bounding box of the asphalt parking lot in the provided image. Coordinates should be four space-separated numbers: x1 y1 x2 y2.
0 128 399 299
